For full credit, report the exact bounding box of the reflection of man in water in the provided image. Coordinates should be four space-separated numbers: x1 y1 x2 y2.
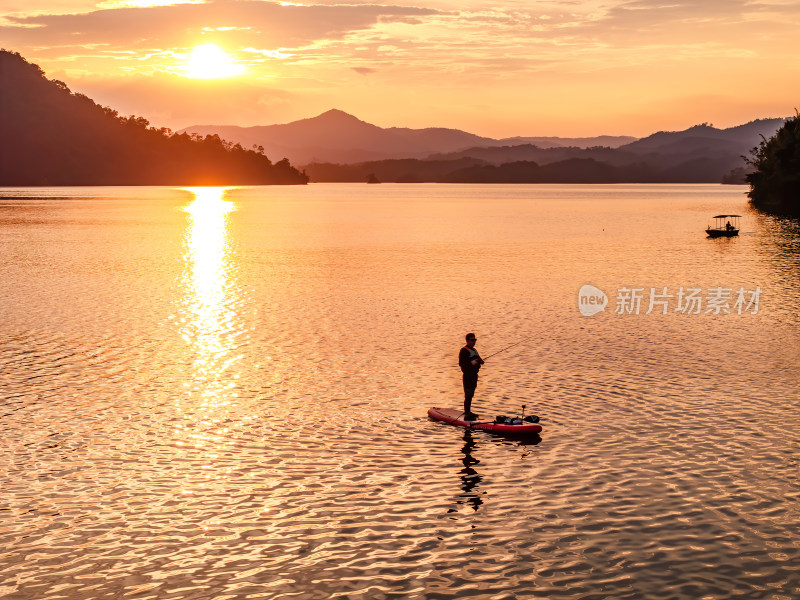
459 333 484 420
459 431 483 511
447 431 484 513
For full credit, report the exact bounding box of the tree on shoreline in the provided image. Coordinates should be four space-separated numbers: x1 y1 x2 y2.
0 50 308 186
745 112 800 215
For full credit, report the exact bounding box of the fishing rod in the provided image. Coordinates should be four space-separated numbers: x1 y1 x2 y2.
482 339 524 360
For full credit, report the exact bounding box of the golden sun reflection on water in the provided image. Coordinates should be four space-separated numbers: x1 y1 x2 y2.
179 187 243 452
183 187 234 329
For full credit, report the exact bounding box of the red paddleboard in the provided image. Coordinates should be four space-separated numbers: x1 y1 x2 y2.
428 407 543 435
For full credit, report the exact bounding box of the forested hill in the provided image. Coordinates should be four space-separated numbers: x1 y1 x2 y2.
0 50 308 186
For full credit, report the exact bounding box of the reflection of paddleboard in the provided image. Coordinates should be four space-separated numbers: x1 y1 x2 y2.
428 407 543 435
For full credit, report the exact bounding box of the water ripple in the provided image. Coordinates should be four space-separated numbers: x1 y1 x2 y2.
1 185 799 599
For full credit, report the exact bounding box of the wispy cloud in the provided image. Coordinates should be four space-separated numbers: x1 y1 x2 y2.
1 1 443 50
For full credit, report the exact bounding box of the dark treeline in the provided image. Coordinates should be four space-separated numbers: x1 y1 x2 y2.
304 155 746 184
0 50 308 186
305 158 487 183
746 113 800 216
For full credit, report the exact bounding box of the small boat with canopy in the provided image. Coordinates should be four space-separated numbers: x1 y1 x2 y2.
706 214 741 237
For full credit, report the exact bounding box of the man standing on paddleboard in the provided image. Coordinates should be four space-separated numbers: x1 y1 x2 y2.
459 333 484 420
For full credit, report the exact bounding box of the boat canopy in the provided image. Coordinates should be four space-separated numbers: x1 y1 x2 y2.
712 214 742 218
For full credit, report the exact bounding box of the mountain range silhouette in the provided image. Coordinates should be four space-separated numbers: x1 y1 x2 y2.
183 111 784 184
181 109 638 165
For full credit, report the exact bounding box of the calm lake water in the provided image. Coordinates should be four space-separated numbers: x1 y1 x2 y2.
1 184 799 600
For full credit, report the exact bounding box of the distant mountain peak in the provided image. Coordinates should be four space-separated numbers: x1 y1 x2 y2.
687 123 718 131
319 108 354 118
310 108 367 125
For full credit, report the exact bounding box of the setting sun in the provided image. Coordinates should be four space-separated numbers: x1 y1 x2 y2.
184 44 245 79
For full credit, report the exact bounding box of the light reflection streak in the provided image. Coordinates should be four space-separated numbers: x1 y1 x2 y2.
184 187 234 341
179 187 241 451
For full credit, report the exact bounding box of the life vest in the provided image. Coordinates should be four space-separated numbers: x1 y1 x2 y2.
462 346 482 371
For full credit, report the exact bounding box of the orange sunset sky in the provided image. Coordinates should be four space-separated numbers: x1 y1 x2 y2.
2 0 799 137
